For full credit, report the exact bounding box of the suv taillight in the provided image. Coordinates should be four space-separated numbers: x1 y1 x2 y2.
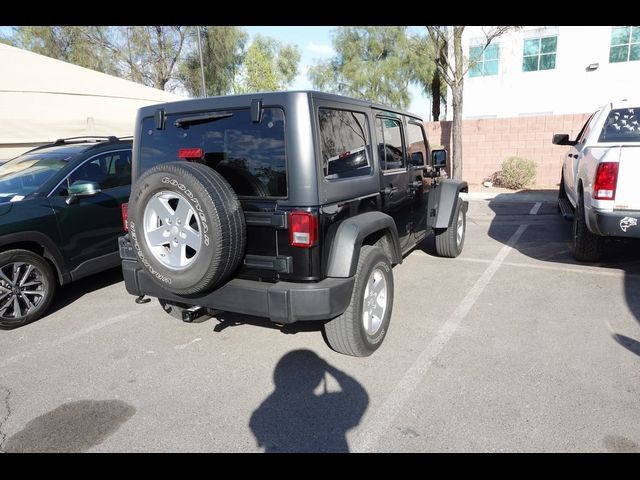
593 162 619 200
289 211 317 248
121 203 129 232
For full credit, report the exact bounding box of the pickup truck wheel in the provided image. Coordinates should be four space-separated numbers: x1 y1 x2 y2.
434 199 466 258
0 250 56 328
323 246 393 357
572 193 603 262
128 161 246 295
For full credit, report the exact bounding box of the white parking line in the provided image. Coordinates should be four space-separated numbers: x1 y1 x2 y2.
0 311 137 369
529 202 542 215
352 224 528 453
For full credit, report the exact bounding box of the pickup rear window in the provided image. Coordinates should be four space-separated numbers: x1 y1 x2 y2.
598 108 640 143
139 107 287 197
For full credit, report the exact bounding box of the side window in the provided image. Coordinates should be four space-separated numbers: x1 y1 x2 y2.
406 122 428 167
318 108 371 179
68 151 131 191
375 116 406 171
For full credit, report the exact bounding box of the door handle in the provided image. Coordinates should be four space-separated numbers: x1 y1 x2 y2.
382 186 398 198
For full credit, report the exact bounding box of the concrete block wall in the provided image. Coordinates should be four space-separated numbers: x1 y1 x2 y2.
425 112 591 186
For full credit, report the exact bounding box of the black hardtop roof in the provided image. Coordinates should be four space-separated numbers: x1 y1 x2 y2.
139 90 424 122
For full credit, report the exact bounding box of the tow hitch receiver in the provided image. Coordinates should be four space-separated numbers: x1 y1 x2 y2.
182 305 207 323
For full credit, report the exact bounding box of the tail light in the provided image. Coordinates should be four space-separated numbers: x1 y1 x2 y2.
121 203 129 232
178 148 203 160
289 211 317 248
593 162 619 200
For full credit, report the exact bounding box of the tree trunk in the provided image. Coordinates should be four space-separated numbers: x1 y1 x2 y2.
451 27 464 180
451 83 463 180
431 73 441 121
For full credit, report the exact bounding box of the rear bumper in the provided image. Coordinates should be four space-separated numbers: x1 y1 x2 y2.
120 238 355 324
589 209 640 238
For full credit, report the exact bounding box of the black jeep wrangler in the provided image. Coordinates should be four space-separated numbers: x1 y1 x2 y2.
120 91 467 356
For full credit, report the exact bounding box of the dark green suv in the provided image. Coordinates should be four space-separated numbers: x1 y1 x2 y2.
0 136 132 328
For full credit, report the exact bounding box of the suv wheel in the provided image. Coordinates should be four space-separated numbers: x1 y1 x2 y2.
128 162 246 295
323 245 393 357
572 191 603 262
0 249 56 328
434 199 466 258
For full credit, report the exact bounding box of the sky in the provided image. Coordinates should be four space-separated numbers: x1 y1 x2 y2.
244 26 431 117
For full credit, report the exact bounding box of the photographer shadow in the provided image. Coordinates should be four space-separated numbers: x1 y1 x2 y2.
249 349 369 452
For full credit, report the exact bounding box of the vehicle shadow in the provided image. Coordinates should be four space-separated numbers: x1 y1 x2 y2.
485 190 640 348
46 267 124 317
209 312 324 335
249 349 368 452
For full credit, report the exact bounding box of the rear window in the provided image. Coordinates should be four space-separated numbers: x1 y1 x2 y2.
598 108 640 143
140 107 286 197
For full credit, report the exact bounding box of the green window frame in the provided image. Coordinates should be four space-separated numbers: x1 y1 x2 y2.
522 36 557 72
609 26 640 63
469 44 499 77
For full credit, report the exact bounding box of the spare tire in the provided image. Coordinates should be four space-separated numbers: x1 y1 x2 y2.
128 161 246 295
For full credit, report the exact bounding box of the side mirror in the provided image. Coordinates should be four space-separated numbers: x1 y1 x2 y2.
431 149 447 169
66 180 101 205
410 152 424 167
552 133 577 146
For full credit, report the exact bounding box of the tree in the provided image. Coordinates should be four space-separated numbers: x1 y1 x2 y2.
308 26 415 110
179 26 248 97
426 26 515 180
407 32 445 120
8 26 119 76
236 35 300 93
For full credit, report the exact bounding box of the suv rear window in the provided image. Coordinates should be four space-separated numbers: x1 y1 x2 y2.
598 107 640 143
140 107 286 197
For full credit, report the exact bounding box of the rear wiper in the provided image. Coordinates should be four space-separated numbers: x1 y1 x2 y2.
174 112 233 128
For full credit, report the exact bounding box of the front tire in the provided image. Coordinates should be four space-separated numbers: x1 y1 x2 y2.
572 192 603 262
0 250 56 328
323 246 394 357
434 199 466 258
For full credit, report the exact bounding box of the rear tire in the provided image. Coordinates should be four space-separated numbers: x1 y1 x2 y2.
434 199 466 258
572 192 603 262
323 246 393 357
0 249 56 328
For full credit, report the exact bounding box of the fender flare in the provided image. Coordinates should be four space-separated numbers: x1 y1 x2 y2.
0 231 68 284
325 211 402 278
427 179 469 229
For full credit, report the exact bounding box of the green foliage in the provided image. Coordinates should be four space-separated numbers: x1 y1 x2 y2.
179 26 248 97
499 156 537 189
10 26 119 76
308 26 415 109
236 35 301 93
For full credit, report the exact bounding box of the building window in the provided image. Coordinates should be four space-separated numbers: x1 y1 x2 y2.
609 26 640 63
523 36 557 71
469 44 499 77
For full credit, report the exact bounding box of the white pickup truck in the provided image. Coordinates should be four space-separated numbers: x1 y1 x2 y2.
554 99 640 262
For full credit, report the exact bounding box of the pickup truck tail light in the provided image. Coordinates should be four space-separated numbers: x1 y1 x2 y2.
289 211 317 248
121 203 129 232
593 162 619 200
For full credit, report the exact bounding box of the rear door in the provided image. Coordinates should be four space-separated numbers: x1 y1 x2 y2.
374 113 414 250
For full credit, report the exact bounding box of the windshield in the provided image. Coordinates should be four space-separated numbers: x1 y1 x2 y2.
0 152 71 202
140 107 287 197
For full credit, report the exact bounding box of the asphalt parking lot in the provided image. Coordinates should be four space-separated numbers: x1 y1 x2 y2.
1 191 639 453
